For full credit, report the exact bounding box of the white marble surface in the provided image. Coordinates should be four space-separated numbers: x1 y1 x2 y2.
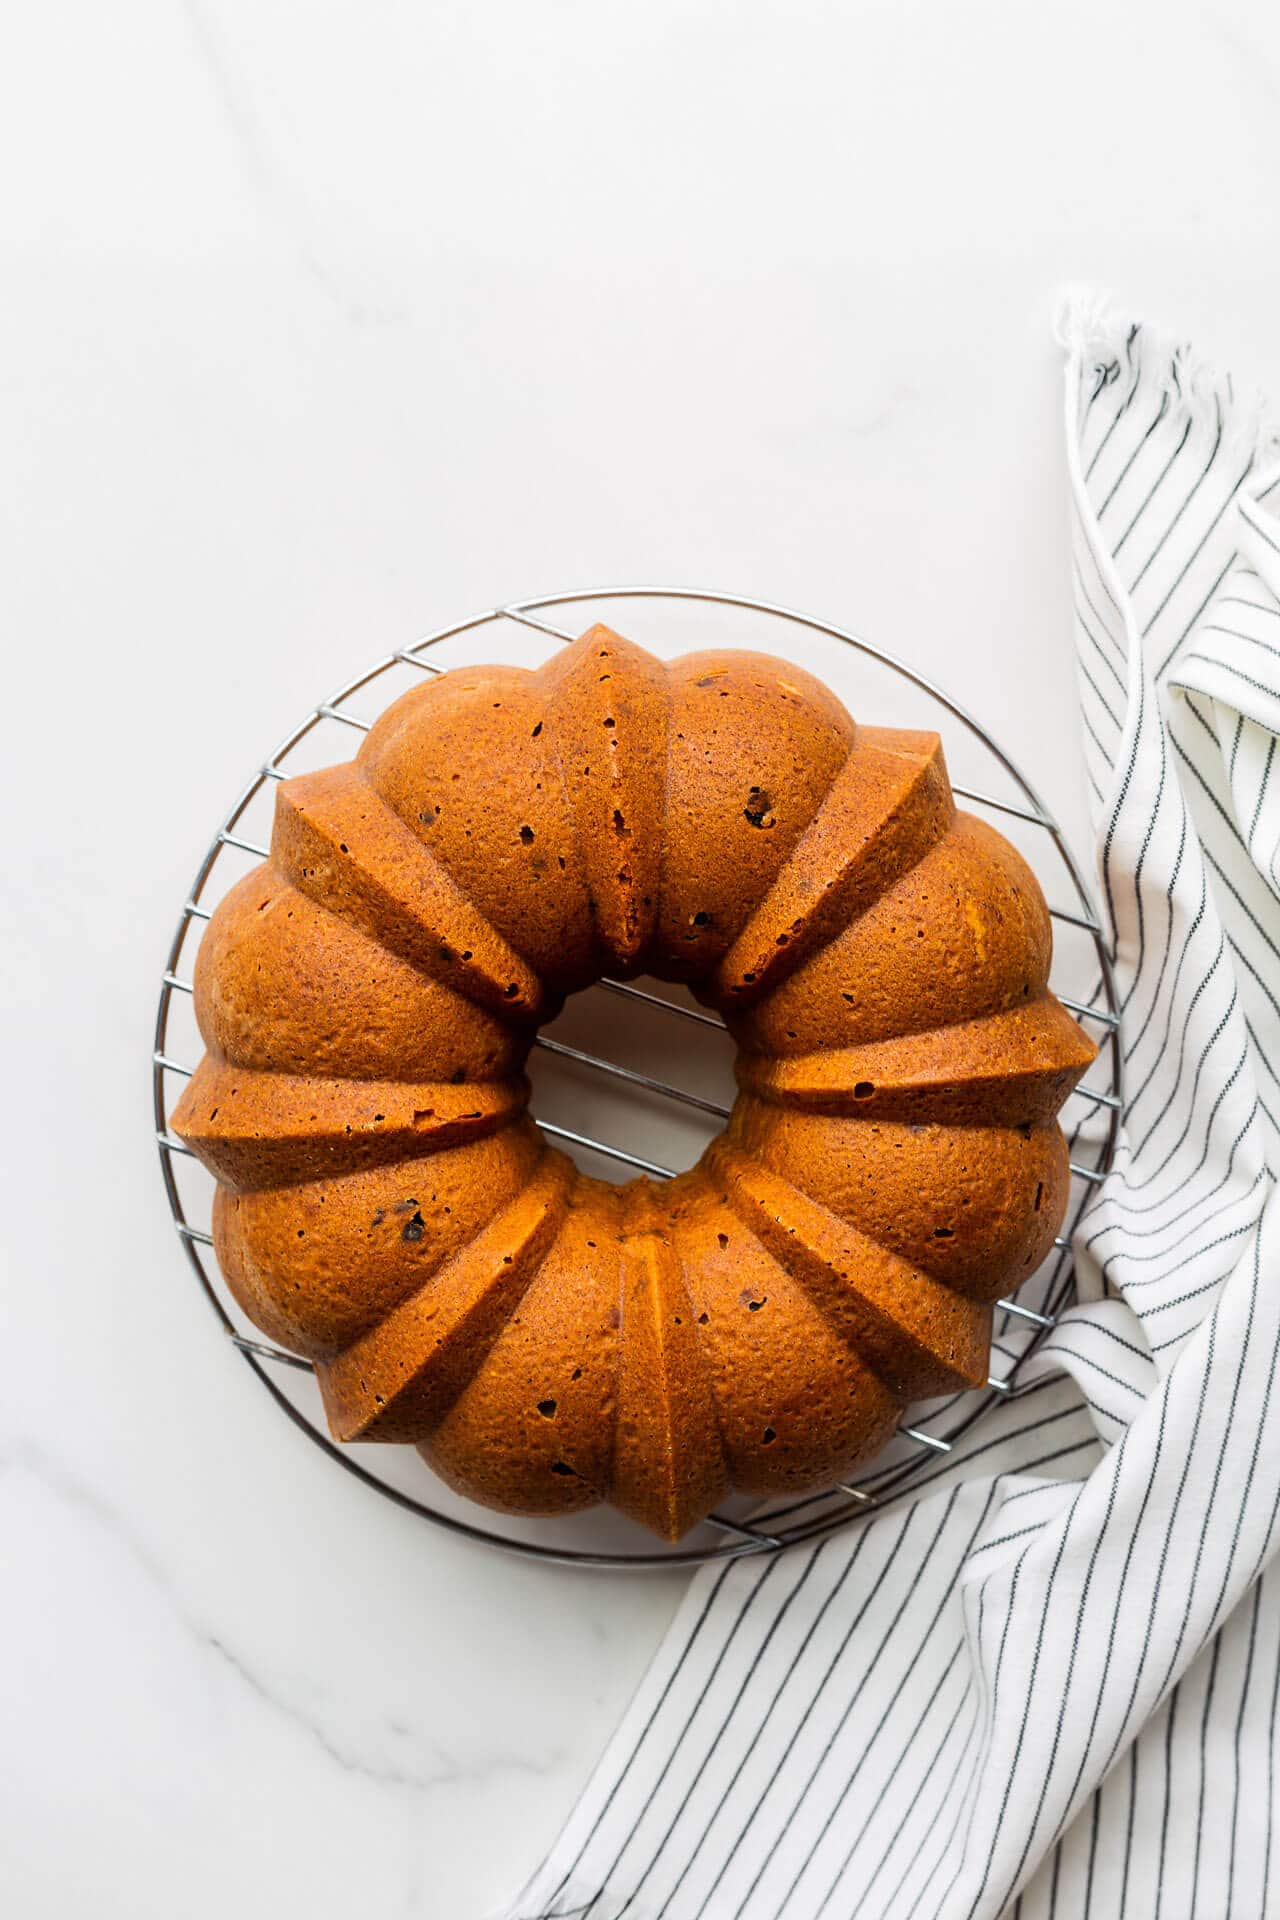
5 3 1280 1914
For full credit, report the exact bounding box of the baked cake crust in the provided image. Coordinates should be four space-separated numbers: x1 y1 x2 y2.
173 626 1095 1540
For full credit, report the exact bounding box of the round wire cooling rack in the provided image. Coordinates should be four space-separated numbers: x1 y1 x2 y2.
154 586 1123 1571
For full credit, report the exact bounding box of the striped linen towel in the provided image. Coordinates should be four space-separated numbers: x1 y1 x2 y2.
502 301 1280 1920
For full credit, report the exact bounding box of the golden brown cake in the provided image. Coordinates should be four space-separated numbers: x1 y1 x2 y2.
173 625 1095 1539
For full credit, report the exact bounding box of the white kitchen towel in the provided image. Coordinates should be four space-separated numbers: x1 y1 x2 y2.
501 302 1280 1920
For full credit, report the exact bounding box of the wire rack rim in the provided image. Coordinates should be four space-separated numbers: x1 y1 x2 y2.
154 584 1122 1570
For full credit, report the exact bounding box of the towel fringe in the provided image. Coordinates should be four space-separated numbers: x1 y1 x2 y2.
1056 283 1280 472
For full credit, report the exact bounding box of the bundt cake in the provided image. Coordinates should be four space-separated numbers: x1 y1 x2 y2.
173 625 1096 1540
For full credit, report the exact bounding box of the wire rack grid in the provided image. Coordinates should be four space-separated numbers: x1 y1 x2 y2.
154 586 1122 1570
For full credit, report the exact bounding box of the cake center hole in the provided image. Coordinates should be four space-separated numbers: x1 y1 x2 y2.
526 975 739 1185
